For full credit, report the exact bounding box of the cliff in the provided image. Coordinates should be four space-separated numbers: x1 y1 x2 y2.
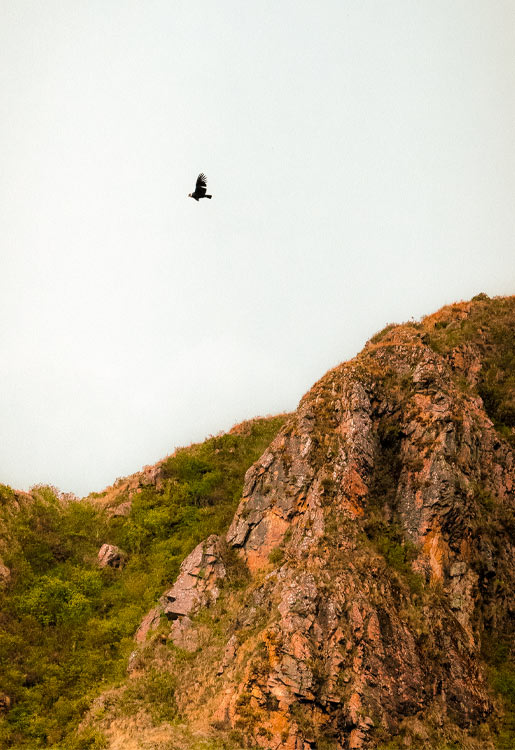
88 294 514 750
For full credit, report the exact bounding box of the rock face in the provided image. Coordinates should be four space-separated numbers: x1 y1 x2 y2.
135 535 226 645
130 296 515 749
163 534 226 619
97 543 126 569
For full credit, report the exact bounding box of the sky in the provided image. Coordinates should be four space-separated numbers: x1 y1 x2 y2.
1 1 514 497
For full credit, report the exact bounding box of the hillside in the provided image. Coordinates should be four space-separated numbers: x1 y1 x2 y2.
1 294 514 750
0 416 288 748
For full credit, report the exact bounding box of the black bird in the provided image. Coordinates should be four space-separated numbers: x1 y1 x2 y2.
188 173 212 201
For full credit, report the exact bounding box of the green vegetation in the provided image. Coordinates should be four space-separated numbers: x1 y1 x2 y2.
267 547 284 566
364 518 423 596
425 295 515 444
361 414 424 594
481 634 515 749
119 668 178 723
368 297 515 447
0 415 287 749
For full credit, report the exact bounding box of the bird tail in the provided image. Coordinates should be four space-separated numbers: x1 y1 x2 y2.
205 194 212 199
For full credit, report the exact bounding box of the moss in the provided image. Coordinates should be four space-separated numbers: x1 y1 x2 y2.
363 518 424 596
60 728 108 750
234 691 260 733
288 702 315 737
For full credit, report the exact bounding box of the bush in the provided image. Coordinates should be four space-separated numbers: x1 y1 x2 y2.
0 415 287 747
268 547 284 565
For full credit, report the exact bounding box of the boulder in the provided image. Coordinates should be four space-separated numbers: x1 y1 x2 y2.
134 535 226 647
163 535 226 620
97 543 126 569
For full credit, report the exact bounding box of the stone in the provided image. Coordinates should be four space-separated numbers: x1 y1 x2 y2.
168 616 199 652
135 536 226 650
163 535 226 620
97 543 126 569
135 605 163 643
217 635 238 675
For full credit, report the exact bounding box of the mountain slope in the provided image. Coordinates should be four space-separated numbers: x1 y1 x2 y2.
86 294 514 750
1 295 514 750
0 416 288 749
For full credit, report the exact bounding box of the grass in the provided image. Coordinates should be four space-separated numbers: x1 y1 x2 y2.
0 415 287 749
481 633 515 749
424 295 515 444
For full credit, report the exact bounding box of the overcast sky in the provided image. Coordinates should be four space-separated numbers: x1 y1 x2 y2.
1 1 514 497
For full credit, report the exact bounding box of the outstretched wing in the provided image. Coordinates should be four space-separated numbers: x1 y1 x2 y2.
195 173 207 193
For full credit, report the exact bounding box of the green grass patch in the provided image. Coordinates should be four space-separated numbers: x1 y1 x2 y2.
0 416 287 748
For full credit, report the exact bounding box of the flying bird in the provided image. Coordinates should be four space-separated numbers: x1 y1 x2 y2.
188 173 212 201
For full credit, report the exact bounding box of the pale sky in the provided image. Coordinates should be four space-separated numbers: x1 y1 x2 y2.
1 1 514 497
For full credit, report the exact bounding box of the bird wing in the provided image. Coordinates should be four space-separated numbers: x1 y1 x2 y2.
196 173 208 191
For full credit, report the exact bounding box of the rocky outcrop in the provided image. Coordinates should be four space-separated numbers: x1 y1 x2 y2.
170 298 514 748
163 534 226 619
102 296 515 749
215 316 514 747
86 462 166 511
135 535 226 645
109 501 132 518
134 605 163 644
97 543 126 569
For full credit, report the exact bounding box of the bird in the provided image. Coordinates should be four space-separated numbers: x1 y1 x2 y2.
188 173 212 201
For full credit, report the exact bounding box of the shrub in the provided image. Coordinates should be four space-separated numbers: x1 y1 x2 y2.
268 547 284 565
0 415 287 747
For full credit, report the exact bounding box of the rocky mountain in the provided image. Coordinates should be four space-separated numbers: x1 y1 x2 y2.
1 294 514 750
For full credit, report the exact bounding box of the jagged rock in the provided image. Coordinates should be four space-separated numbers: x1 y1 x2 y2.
217 635 238 675
215 299 515 747
86 461 165 511
450 561 467 577
163 535 225 620
97 543 126 569
134 535 226 648
168 616 199 652
88 296 515 749
134 604 163 643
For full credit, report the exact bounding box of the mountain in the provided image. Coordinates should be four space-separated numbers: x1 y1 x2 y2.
1 294 514 750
